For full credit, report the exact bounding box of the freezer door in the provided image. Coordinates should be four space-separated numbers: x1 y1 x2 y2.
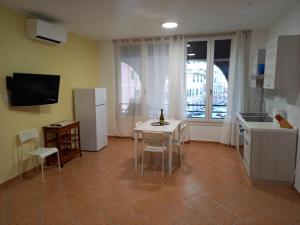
95 88 107 106
96 104 108 150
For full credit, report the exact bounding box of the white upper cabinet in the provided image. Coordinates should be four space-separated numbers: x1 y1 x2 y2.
264 35 300 90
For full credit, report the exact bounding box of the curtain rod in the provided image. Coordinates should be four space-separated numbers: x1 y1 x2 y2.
114 35 183 42
113 30 251 42
183 30 251 38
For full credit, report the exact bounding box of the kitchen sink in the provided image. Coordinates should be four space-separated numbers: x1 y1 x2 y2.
240 112 273 122
240 112 269 117
242 116 273 122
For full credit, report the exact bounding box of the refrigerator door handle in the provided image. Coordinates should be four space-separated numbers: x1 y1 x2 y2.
96 104 106 107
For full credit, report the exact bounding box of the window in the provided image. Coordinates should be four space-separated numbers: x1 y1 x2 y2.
186 38 231 121
117 41 170 118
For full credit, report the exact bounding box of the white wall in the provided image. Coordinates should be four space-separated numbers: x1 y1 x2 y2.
189 123 223 142
248 29 268 112
98 41 116 136
261 2 300 191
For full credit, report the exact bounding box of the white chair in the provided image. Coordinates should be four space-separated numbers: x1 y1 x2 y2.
181 119 190 142
173 124 188 165
135 121 143 138
135 121 143 149
18 129 61 183
141 131 167 178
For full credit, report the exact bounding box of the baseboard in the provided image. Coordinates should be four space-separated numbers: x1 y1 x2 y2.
108 135 134 140
0 166 36 186
294 184 300 193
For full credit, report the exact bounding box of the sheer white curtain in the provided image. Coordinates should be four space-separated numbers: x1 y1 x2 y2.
221 31 250 145
168 37 186 120
114 36 185 136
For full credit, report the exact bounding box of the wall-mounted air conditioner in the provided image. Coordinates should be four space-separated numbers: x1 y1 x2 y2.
25 18 67 45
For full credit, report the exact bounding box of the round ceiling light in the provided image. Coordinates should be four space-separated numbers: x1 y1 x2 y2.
162 22 178 29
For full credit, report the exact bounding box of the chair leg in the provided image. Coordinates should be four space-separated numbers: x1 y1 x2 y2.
162 151 164 178
179 146 183 165
57 152 61 172
141 150 144 176
19 154 23 180
31 156 35 171
40 157 45 183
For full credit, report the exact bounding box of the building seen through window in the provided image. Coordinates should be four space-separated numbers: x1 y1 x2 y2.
186 39 231 120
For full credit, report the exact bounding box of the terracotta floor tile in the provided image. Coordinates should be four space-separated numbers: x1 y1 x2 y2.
250 210 293 225
205 183 252 205
75 211 112 225
181 214 216 225
41 211 75 225
223 195 264 218
172 183 204 200
142 208 179 225
185 194 218 212
1 138 300 225
104 202 138 223
162 200 199 223
131 195 160 215
95 191 128 211
151 191 183 206
233 217 258 225
200 206 239 225
10 216 41 225
115 216 146 225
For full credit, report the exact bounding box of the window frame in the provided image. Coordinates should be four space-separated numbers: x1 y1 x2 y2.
185 35 232 123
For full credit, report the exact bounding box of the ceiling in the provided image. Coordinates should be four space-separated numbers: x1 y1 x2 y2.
0 0 297 40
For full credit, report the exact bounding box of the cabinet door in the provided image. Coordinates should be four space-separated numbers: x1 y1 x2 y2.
264 38 278 89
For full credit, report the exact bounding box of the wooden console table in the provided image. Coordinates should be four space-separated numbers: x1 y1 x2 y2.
43 121 82 167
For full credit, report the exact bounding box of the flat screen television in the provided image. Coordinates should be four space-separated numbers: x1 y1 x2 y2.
10 73 60 106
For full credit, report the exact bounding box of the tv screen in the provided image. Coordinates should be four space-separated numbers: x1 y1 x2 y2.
11 73 60 106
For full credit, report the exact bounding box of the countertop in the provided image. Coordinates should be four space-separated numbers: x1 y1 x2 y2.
236 113 298 133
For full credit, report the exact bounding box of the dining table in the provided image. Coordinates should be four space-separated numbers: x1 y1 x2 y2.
133 119 181 175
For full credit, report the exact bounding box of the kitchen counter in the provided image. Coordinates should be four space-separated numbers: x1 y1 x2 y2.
236 113 297 133
236 112 298 182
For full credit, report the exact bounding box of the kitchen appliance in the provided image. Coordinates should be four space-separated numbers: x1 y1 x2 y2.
237 112 273 159
74 88 108 151
237 120 245 158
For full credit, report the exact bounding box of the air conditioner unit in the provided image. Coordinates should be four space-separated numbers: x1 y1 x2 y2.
26 18 67 45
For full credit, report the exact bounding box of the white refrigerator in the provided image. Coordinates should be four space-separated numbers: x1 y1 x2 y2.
74 88 108 151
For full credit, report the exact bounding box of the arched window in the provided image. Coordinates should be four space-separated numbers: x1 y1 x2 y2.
212 65 228 119
120 62 141 115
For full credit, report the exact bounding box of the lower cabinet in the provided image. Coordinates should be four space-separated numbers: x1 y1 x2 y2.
242 129 297 182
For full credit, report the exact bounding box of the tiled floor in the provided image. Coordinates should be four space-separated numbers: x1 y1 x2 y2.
1 137 300 225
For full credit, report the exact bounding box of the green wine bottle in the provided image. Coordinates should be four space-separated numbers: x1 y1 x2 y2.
159 108 164 126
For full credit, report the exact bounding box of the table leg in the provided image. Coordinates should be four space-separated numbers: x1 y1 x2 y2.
134 132 138 171
169 133 173 175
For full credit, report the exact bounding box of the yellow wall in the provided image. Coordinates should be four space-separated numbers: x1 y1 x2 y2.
0 6 100 183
